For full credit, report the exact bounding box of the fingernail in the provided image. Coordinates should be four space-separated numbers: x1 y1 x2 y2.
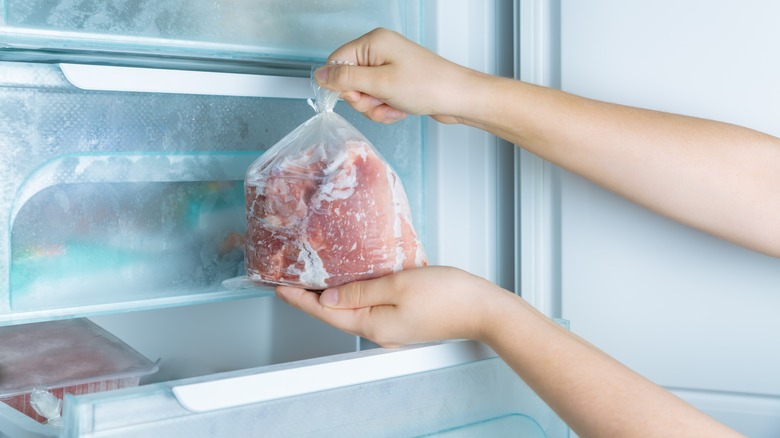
320 288 339 306
365 96 383 107
315 66 329 84
385 109 406 121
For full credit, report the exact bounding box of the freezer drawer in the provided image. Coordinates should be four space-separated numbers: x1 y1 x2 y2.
0 61 424 326
0 1 418 73
36 342 565 437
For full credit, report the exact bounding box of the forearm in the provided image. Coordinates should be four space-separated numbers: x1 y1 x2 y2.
457 72 780 257
478 291 742 437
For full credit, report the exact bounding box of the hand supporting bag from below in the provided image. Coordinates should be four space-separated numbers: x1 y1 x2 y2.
242 72 426 290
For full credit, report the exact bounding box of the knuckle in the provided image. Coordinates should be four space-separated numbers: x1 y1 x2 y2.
340 281 365 308
369 27 394 40
352 281 366 308
333 65 352 88
386 271 407 294
367 27 387 39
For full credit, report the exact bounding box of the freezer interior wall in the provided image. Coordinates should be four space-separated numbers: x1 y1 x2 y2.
0 65 423 382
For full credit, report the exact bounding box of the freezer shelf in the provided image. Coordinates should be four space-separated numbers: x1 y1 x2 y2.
56 341 567 437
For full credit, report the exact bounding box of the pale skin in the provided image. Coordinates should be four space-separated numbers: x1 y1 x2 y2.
277 28 780 437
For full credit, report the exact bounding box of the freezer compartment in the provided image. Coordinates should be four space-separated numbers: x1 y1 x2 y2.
57 342 567 437
0 0 418 72
0 318 158 425
0 61 424 326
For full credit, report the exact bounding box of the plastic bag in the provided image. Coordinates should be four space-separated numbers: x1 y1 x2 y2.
242 68 426 289
29 388 63 427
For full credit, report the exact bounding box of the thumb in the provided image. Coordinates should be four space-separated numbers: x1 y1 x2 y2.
320 275 398 309
315 64 380 95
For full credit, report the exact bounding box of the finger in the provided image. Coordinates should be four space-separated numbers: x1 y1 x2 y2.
276 286 371 336
319 275 400 309
341 93 384 113
316 64 394 99
275 286 323 313
325 27 399 68
338 90 362 104
366 104 407 124
340 93 406 123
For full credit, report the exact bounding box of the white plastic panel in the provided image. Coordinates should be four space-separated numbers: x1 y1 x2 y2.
423 0 516 286
60 64 311 98
558 0 780 435
516 0 563 315
172 341 495 411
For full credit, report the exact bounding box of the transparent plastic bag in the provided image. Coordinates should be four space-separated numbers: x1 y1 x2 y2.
29 388 62 427
241 68 426 290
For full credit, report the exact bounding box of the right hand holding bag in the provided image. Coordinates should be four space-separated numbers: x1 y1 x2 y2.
243 68 426 290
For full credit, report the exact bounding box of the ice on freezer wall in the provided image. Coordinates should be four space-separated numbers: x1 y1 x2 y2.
10 181 247 310
3 0 406 57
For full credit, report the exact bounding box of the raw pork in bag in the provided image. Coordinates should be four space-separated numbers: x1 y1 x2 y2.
243 72 426 289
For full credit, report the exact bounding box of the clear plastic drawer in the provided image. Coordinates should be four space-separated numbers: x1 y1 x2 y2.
59 343 568 437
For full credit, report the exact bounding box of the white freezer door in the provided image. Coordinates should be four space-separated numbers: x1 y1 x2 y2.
555 1 780 436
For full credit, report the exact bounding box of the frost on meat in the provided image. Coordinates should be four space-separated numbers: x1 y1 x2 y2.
245 139 426 289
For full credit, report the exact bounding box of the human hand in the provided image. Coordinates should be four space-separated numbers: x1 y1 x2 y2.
275 266 508 348
314 28 479 125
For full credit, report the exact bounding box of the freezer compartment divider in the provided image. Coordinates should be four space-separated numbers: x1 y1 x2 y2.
172 340 496 412
60 64 312 98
